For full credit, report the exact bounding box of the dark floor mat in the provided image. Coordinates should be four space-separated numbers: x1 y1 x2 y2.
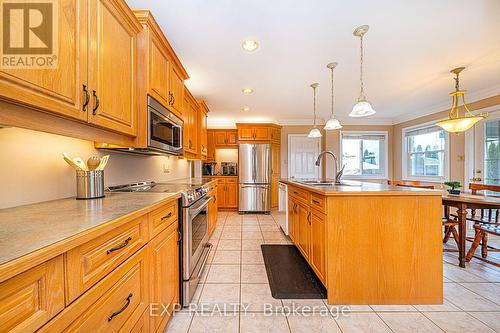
261 244 327 299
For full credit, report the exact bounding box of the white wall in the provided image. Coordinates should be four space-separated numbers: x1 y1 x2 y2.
0 127 191 209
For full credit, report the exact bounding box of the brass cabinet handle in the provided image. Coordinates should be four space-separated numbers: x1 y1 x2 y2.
82 84 90 112
168 91 173 105
161 212 173 220
108 293 132 322
92 90 99 115
312 199 320 205
172 93 175 106
106 236 132 254
307 212 311 225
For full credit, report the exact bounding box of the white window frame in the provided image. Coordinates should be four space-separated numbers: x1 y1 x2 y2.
402 120 449 182
339 131 389 180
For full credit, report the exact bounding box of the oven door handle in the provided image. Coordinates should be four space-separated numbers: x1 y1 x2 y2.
190 243 213 281
188 195 214 216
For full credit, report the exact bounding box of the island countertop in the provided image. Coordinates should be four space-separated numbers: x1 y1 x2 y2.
280 178 442 196
0 192 181 268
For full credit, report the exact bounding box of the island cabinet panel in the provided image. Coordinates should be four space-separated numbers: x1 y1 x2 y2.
40 247 149 333
0 256 64 333
309 209 326 284
0 0 88 122
87 0 141 136
296 201 310 260
288 197 298 242
149 222 179 333
326 195 443 304
129 310 150 333
65 215 149 303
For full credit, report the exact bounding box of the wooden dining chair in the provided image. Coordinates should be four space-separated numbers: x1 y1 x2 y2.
465 183 500 259
466 224 500 267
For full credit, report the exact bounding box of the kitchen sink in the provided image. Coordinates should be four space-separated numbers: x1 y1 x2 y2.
298 180 358 187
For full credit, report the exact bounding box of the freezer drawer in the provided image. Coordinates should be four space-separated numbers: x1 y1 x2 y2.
239 184 270 212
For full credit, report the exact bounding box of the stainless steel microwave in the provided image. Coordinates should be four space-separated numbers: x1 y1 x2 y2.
147 96 183 155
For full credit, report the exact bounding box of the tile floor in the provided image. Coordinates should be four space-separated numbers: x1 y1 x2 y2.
165 211 500 333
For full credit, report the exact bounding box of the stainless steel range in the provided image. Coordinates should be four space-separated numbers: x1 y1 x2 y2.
107 180 214 306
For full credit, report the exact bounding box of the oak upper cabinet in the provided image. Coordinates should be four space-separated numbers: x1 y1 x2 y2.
198 101 209 158
150 222 179 333
236 123 281 142
213 130 238 147
183 86 199 156
86 0 142 136
0 0 88 122
169 65 185 116
206 131 216 162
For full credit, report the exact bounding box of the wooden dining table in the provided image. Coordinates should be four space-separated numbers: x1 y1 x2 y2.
442 192 500 267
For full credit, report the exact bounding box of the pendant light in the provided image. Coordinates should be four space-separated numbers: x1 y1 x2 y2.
324 62 342 130
435 67 485 134
308 83 322 138
349 25 376 117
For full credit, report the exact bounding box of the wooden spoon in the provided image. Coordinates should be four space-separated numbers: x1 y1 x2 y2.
87 156 101 170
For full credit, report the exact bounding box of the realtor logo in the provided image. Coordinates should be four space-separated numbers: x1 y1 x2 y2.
1 0 58 68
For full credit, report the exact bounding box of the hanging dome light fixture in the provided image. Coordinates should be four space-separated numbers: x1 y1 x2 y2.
324 62 342 130
435 67 485 134
349 25 376 118
308 83 322 138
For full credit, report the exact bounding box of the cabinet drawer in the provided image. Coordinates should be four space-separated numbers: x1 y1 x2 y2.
150 200 178 238
310 193 325 212
226 178 238 184
289 186 310 203
0 256 64 333
40 247 149 333
65 216 149 303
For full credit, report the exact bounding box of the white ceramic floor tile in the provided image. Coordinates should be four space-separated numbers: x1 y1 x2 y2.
240 283 283 312
242 239 265 250
378 312 442 333
164 312 193 333
413 299 461 312
370 305 417 312
443 282 500 311
189 313 239 333
241 231 263 240
241 225 261 231
443 263 488 283
262 231 287 240
282 298 328 311
212 250 241 265
216 239 241 251
205 264 240 284
287 313 342 333
468 311 500 332
459 282 500 305
197 284 240 312
241 250 264 264
220 230 242 240
423 311 496 333
241 264 269 283
240 313 290 333
327 304 373 312
335 313 392 333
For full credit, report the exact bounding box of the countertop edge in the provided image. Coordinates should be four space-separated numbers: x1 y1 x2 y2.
0 192 181 282
279 179 443 196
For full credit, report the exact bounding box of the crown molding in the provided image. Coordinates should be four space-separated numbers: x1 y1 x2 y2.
336 117 394 126
392 84 500 125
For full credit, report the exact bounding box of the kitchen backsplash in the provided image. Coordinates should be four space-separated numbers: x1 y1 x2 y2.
0 127 192 209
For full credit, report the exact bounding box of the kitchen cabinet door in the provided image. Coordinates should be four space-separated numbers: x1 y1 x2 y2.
0 0 88 122
226 131 238 145
271 176 279 209
310 209 326 284
271 127 281 143
88 0 141 136
214 131 227 145
297 201 310 260
238 127 254 140
169 64 184 117
208 188 218 237
189 101 199 154
253 127 270 140
200 109 208 157
182 94 191 153
150 223 179 333
149 34 170 108
271 143 280 176
217 179 226 207
288 197 297 242
207 131 216 161
225 180 239 209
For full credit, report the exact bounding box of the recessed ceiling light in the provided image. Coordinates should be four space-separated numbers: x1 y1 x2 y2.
242 39 259 52
241 88 254 94
242 106 251 112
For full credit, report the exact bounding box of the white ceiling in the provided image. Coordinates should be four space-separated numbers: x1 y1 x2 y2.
127 0 500 127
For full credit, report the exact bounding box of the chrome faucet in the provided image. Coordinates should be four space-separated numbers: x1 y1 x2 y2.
315 151 345 184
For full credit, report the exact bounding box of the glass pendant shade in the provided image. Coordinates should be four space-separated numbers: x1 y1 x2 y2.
324 117 342 130
349 99 376 117
436 116 483 134
308 127 322 138
435 67 485 134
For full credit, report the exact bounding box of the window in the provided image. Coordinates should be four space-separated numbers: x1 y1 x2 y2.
403 124 448 181
340 132 388 179
485 120 500 185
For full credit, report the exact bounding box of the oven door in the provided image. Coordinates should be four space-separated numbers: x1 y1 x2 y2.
148 106 183 154
183 195 213 280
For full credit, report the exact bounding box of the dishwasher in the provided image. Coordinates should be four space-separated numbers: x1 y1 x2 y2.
277 182 288 235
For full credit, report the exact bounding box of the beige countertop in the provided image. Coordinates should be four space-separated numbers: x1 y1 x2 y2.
280 179 442 196
0 192 180 266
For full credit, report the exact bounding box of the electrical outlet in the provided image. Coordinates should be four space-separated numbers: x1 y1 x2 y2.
163 162 170 173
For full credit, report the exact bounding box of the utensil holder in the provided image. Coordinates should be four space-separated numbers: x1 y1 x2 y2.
76 170 105 199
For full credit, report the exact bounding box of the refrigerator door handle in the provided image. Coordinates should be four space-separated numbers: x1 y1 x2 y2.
252 145 256 181
241 185 269 189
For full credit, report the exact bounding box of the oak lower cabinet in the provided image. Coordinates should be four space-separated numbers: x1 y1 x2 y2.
288 187 326 285
213 177 238 210
208 185 219 237
0 256 65 333
149 222 179 333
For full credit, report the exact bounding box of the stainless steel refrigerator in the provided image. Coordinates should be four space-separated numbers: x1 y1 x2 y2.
238 143 271 212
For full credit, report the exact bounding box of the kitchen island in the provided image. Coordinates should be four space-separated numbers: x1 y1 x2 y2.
280 179 443 305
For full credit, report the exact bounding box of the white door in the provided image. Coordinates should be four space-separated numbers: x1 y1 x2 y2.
465 108 500 188
288 134 321 179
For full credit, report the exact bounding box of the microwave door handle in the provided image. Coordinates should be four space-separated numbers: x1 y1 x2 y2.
172 124 183 149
